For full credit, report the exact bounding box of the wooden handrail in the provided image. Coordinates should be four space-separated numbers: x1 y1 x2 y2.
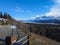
16 35 28 43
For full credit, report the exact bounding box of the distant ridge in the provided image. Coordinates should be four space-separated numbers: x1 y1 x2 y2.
26 16 60 24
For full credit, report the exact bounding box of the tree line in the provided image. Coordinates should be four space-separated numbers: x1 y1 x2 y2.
0 12 12 20
20 23 60 42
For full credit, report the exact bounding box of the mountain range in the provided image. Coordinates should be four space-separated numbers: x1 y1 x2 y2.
26 16 60 24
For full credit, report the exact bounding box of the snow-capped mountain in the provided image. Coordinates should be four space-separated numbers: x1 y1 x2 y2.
27 16 60 24
34 16 55 20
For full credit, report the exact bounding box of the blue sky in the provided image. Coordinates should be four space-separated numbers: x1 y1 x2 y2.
0 0 60 20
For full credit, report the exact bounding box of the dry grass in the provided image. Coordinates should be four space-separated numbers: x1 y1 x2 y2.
29 33 60 45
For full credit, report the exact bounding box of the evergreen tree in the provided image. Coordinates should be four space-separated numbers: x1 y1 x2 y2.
4 12 8 19
4 12 12 20
0 12 3 18
8 14 12 20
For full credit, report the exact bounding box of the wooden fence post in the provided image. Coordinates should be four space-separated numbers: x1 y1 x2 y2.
27 35 29 45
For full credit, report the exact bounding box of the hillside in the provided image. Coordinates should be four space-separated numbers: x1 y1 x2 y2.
0 12 22 28
30 33 60 45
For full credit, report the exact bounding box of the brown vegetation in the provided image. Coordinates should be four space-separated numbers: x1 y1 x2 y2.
20 23 60 42
30 33 60 45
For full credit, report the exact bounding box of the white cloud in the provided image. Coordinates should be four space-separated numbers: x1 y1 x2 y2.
30 17 36 20
30 0 60 20
36 15 40 17
44 6 49 9
43 0 60 17
30 0 60 19
16 6 21 10
54 0 60 4
30 14 43 20
14 6 31 13
14 9 24 12
14 6 25 12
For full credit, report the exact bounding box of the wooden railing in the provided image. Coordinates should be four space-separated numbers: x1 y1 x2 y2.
5 35 29 45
